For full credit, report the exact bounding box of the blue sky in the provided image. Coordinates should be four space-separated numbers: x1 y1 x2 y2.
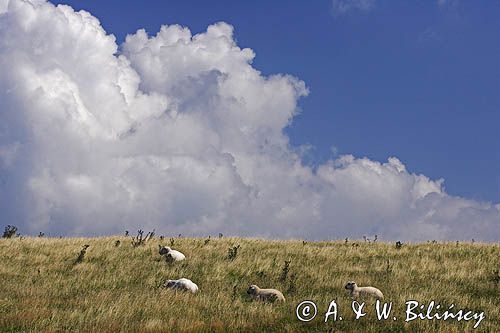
49 0 500 203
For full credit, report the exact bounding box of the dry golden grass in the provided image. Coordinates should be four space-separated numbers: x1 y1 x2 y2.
0 236 498 332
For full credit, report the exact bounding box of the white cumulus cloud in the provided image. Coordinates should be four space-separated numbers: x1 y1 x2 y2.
0 0 498 241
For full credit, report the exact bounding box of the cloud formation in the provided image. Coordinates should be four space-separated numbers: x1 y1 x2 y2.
437 0 459 7
0 0 498 240
331 0 376 15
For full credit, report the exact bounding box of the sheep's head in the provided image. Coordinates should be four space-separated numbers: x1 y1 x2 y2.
345 281 357 290
159 246 170 255
247 284 259 295
164 279 176 288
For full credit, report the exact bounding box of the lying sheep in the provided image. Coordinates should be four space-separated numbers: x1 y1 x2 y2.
246 284 285 302
345 281 384 300
163 278 198 293
158 245 185 262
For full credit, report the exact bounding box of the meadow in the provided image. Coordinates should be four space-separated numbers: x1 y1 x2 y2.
0 234 498 332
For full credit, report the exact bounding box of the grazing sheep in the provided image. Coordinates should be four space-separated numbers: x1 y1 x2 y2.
158 245 185 262
246 284 285 302
163 278 198 293
345 281 384 300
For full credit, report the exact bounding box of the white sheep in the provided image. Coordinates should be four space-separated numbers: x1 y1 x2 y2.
158 245 185 262
345 281 384 300
163 278 198 293
246 284 285 302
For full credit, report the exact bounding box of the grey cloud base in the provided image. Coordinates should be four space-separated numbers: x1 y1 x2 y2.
0 0 498 241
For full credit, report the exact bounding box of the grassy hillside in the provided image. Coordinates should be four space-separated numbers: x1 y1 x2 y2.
0 236 498 332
